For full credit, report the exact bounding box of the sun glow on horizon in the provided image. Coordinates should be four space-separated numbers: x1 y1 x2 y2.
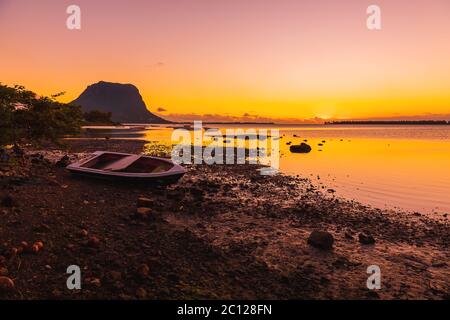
1 0 450 122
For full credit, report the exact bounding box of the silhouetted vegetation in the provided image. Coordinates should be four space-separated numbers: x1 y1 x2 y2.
83 110 114 125
0 84 83 147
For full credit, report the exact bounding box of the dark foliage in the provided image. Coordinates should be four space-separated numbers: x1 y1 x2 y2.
83 110 114 124
0 84 83 146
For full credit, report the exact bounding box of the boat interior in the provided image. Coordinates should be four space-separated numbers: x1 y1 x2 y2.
81 153 174 173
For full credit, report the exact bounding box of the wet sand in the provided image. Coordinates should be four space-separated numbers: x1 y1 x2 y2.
0 139 448 299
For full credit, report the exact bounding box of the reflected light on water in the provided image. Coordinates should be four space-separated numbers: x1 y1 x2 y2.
83 124 450 216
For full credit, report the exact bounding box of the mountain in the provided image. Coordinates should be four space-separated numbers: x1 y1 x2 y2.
71 81 170 123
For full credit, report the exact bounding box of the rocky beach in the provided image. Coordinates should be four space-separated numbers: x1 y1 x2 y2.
0 139 448 300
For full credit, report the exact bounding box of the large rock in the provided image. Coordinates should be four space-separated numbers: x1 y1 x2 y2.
71 81 170 123
307 230 334 250
290 143 312 153
358 233 375 245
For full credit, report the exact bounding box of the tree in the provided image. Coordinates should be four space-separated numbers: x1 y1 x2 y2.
83 110 113 124
0 84 83 147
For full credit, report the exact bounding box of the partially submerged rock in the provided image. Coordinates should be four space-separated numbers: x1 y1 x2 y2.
307 230 334 250
290 143 312 154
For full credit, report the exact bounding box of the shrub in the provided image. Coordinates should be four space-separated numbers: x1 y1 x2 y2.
0 84 83 147
83 110 113 124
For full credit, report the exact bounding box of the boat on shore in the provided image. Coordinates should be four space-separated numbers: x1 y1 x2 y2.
66 151 186 184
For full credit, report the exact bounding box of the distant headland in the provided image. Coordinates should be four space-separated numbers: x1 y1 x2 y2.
325 120 449 125
71 81 171 124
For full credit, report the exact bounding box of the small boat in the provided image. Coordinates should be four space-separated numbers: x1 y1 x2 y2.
66 151 186 184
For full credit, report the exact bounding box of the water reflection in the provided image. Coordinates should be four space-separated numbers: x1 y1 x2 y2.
80 124 450 215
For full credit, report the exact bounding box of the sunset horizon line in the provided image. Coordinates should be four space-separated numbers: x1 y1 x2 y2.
156 113 450 124
3 80 449 125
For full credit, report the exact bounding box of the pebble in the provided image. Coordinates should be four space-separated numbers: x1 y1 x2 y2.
0 276 14 291
79 229 89 237
137 264 150 278
136 207 152 219
109 271 122 281
137 197 153 207
90 278 102 287
52 289 62 297
34 241 44 250
31 244 40 253
136 287 147 299
0 267 8 276
87 236 100 248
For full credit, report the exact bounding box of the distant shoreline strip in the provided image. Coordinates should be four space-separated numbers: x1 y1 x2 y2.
325 120 449 125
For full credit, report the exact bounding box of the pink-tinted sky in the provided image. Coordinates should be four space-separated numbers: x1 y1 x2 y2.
1 0 449 122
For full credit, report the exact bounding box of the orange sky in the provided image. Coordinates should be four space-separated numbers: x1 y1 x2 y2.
1 0 450 122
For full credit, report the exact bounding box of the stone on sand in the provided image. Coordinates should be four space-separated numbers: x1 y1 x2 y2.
307 230 334 250
137 197 153 207
0 276 15 291
358 233 376 245
136 207 152 219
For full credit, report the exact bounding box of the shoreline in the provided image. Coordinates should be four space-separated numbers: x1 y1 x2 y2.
0 139 448 299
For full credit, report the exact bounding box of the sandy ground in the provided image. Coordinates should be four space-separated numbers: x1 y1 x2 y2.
0 139 448 299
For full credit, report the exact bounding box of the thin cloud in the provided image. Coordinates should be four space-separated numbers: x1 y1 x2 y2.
144 62 166 69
